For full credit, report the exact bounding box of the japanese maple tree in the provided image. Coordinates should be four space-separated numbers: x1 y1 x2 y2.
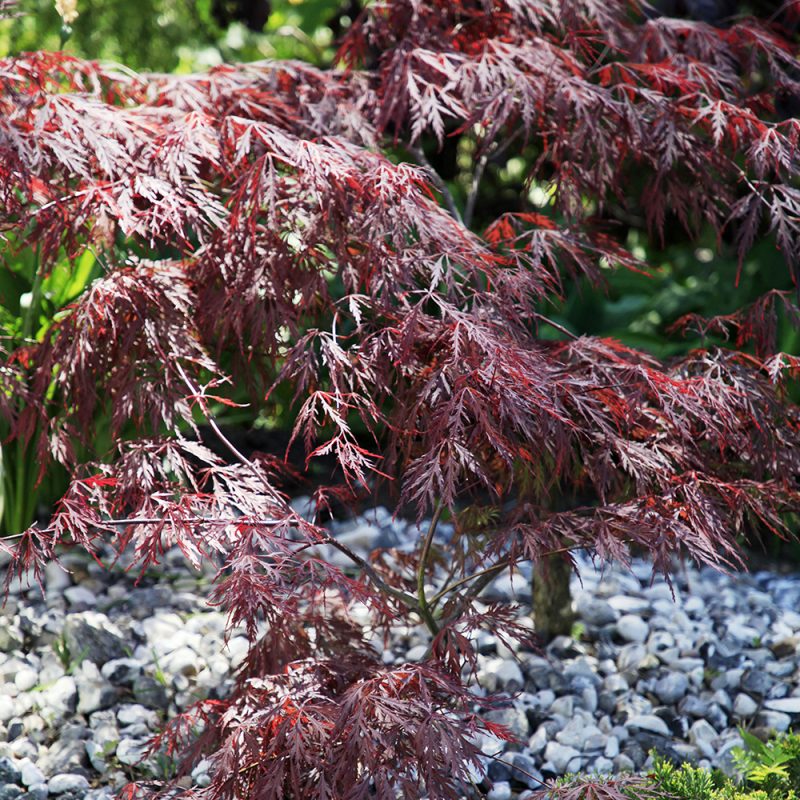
2 1 800 798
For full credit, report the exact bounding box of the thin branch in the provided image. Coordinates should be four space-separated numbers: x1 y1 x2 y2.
463 151 487 230
176 363 253 470
430 559 508 608
416 500 444 634
317 529 419 610
406 144 463 224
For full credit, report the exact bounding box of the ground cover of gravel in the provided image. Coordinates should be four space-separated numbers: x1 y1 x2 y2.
0 501 799 800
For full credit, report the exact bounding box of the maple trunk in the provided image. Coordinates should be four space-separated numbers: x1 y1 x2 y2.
532 554 574 642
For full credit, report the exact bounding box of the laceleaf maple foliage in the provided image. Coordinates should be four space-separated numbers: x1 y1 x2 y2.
2 1 800 797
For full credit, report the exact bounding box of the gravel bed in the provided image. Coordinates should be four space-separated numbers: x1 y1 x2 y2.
0 501 799 799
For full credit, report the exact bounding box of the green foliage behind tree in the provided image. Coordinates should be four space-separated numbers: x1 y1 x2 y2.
0 0 346 70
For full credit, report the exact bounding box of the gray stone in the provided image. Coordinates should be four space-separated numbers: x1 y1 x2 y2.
646 631 675 655
405 645 427 662
604 737 619 758
100 659 143 685
733 693 758 717
0 759 21 786
161 647 199 677
759 710 792 732
726 621 760 644
689 719 718 745
593 756 614 774
766 660 796 677
18 761 44 788
613 754 636 772
576 596 618 626
85 741 109 774
617 644 647 676
740 669 773 697
712 690 732 712
509 753 544 789
608 596 650 615
684 596 706 615
39 735 88 776
0 625 23 653
44 562 72 594
0 785 22 800
47 774 89 795
555 719 599 750
115 739 147 766
14 670 37 693
63 613 126 667
678 695 709 718
484 659 524 692
706 703 728 732
63 587 96 608
75 664 116 716
0 696 15 724
41 676 77 720
132 676 168 709
616 615 649 644
581 686 598 713
654 673 688 704
335 522 383 553
25 784 49 800
487 782 512 800
484 706 529 740
528 726 548 754
550 696 575 717
117 704 158 729
602 674 629 694
714 737 745 777
625 715 670 737
543 742 581 773
764 697 800 714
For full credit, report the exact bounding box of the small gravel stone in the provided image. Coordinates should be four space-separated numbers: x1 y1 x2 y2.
0 624 23 653
63 613 126 667
14 670 38 693
484 706 529 740
764 698 800 714
544 742 581 774
654 673 688 704
18 760 45 789
0 697 16 724
576 596 618 626
132 675 168 709
115 739 148 766
404 645 427 662
0 785 23 800
64 587 97 607
47 774 90 795
625 715 670 737
483 659 524 692
0 759 21 786
733 693 759 717
616 615 649 644
487 781 512 800
41 676 78 721
100 659 143 685
689 719 718 745
508 753 543 788
117 704 158 729
6 505 800 798
740 669 773 697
